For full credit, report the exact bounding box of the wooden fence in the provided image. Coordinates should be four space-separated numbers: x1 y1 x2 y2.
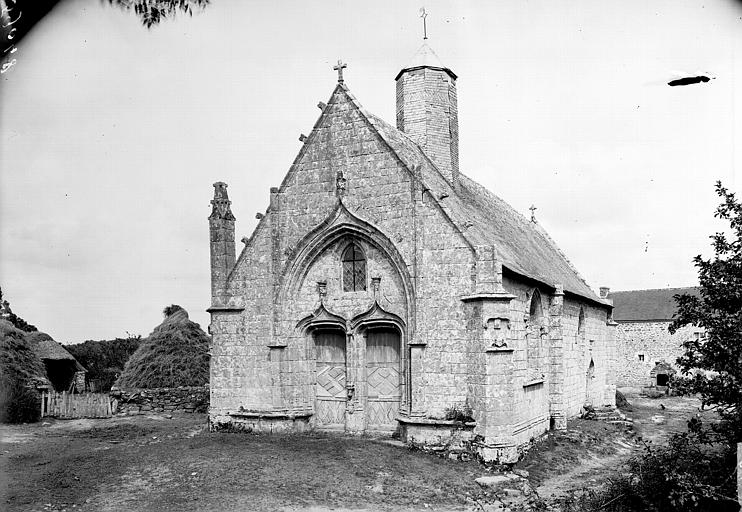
40 390 113 419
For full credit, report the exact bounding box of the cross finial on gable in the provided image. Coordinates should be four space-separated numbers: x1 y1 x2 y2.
333 59 347 83
529 204 537 223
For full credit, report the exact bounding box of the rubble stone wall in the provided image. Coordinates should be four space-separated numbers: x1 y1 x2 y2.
111 386 209 415
615 322 699 388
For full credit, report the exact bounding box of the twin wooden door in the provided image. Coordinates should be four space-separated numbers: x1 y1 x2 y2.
314 328 400 430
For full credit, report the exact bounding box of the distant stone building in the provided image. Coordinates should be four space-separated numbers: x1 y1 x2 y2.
207 43 616 462
609 287 701 389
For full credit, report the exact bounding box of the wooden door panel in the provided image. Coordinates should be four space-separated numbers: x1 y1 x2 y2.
366 329 401 430
315 331 347 429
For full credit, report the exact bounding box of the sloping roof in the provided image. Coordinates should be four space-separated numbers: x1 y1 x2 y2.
608 287 700 321
27 332 87 371
359 100 601 303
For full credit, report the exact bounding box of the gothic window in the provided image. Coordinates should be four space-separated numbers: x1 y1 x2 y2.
526 290 544 373
530 290 543 320
342 244 367 292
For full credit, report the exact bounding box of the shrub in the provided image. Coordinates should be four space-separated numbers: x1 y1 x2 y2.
670 373 701 397
0 378 40 423
66 336 141 392
557 428 739 511
443 403 474 423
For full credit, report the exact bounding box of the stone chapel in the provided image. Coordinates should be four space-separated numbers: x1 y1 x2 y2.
207 43 617 462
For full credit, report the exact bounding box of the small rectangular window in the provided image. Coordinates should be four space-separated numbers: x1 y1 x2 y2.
638 354 645 362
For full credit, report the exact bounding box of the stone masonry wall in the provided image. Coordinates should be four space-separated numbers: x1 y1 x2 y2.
414 194 477 417
396 67 459 182
616 322 699 388
210 217 274 415
561 298 614 416
502 277 551 444
111 386 209 415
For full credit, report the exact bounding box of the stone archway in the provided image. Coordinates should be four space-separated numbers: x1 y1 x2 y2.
650 361 676 389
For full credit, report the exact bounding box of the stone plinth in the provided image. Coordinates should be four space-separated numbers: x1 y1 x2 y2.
212 410 313 433
398 416 476 460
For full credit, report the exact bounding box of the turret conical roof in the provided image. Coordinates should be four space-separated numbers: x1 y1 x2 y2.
395 41 457 80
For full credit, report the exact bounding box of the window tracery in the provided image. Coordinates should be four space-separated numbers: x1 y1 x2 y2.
342 244 367 292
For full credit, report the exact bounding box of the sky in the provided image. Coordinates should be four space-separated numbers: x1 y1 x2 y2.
1 0 741 343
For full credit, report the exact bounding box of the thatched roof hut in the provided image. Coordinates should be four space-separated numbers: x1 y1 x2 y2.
115 306 210 389
24 331 86 392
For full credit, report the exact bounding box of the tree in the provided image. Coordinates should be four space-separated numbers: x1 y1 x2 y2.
670 181 742 443
106 0 210 28
66 336 142 392
1 0 208 66
0 287 37 333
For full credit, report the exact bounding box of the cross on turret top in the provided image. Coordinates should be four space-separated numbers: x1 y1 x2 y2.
333 59 347 83
529 204 537 223
420 7 428 40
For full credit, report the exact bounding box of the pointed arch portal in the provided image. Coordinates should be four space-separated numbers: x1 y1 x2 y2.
297 300 406 432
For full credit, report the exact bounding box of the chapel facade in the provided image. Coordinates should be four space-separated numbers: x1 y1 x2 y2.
207 43 617 462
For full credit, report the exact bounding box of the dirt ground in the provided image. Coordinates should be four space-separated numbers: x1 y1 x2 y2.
517 390 713 501
0 391 709 512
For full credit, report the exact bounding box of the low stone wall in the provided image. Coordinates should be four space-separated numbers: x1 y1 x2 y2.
398 417 478 461
110 386 209 415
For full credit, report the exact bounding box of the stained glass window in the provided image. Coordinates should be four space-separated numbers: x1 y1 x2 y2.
342 244 366 292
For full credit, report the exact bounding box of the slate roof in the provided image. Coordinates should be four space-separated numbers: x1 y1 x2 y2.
358 100 601 304
608 287 700 322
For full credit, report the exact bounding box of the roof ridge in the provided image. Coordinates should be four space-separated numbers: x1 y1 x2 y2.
610 286 700 294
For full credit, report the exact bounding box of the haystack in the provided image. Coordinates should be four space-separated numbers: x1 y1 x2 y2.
115 306 210 389
0 320 49 423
